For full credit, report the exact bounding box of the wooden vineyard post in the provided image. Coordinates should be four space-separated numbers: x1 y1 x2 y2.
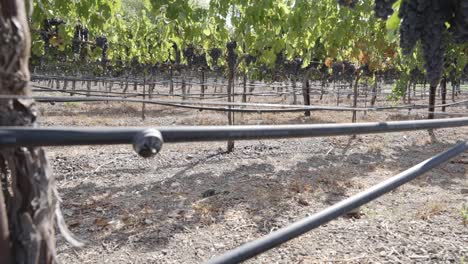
213 76 217 93
71 80 76 96
87 79 91 97
351 70 361 123
142 76 146 120
347 80 352 100
170 66 174 95
227 68 235 152
422 80 426 99
320 79 324 100
452 80 456 102
302 75 311 117
336 82 341 106
181 78 187 100
407 81 412 105
428 82 437 119
441 77 447 112
201 70 205 99
226 42 237 153
291 75 297 105
124 77 129 93
242 72 247 103
108 80 113 94
149 71 155 99
370 80 377 107
0 0 71 262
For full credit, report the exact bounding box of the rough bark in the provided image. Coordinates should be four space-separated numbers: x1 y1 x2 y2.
0 1 81 263
0 0 55 263
441 77 446 112
370 80 377 107
227 66 235 152
242 72 247 103
291 75 297 105
302 76 311 117
428 83 437 119
201 71 205 99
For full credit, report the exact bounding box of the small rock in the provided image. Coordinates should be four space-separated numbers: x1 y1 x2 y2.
63 209 73 217
144 219 153 225
171 182 181 188
202 189 216 198
214 243 225 249
95 207 104 212
297 198 310 206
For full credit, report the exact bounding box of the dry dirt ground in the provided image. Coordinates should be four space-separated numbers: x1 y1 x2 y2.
34 88 468 264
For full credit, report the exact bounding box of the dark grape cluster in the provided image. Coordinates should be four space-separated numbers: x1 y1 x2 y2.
284 58 302 75
275 51 285 66
226 41 237 70
331 61 355 82
397 0 451 85
72 24 87 54
183 45 195 66
95 36 109 64
245 54 257 66
338 0 468 86
172 43 181 64
72 26 80 54
82 28 89 41
451 0 468 43
209 48 222 65
338 0 357 8
374 0 397 19
422 4 447 86
40 18 65 50
397 0 467 85
193 53 208 68
43 18 65 34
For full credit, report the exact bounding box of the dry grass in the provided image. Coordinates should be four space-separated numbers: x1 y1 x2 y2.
415 201 447 220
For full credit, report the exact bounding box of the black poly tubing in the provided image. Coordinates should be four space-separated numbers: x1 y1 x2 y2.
1 117 468 147
205 141 468 264
2 95 468 113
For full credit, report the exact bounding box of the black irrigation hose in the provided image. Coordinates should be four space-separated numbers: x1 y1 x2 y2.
31 96 468 112
33 85 301 99
29 84 468 110
25 91 468 116
1 117 468 147
32 84 468 107
4 94 468 113
33 97 306 113
33 86 312 98
205 140 468 264
0 95 371 112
